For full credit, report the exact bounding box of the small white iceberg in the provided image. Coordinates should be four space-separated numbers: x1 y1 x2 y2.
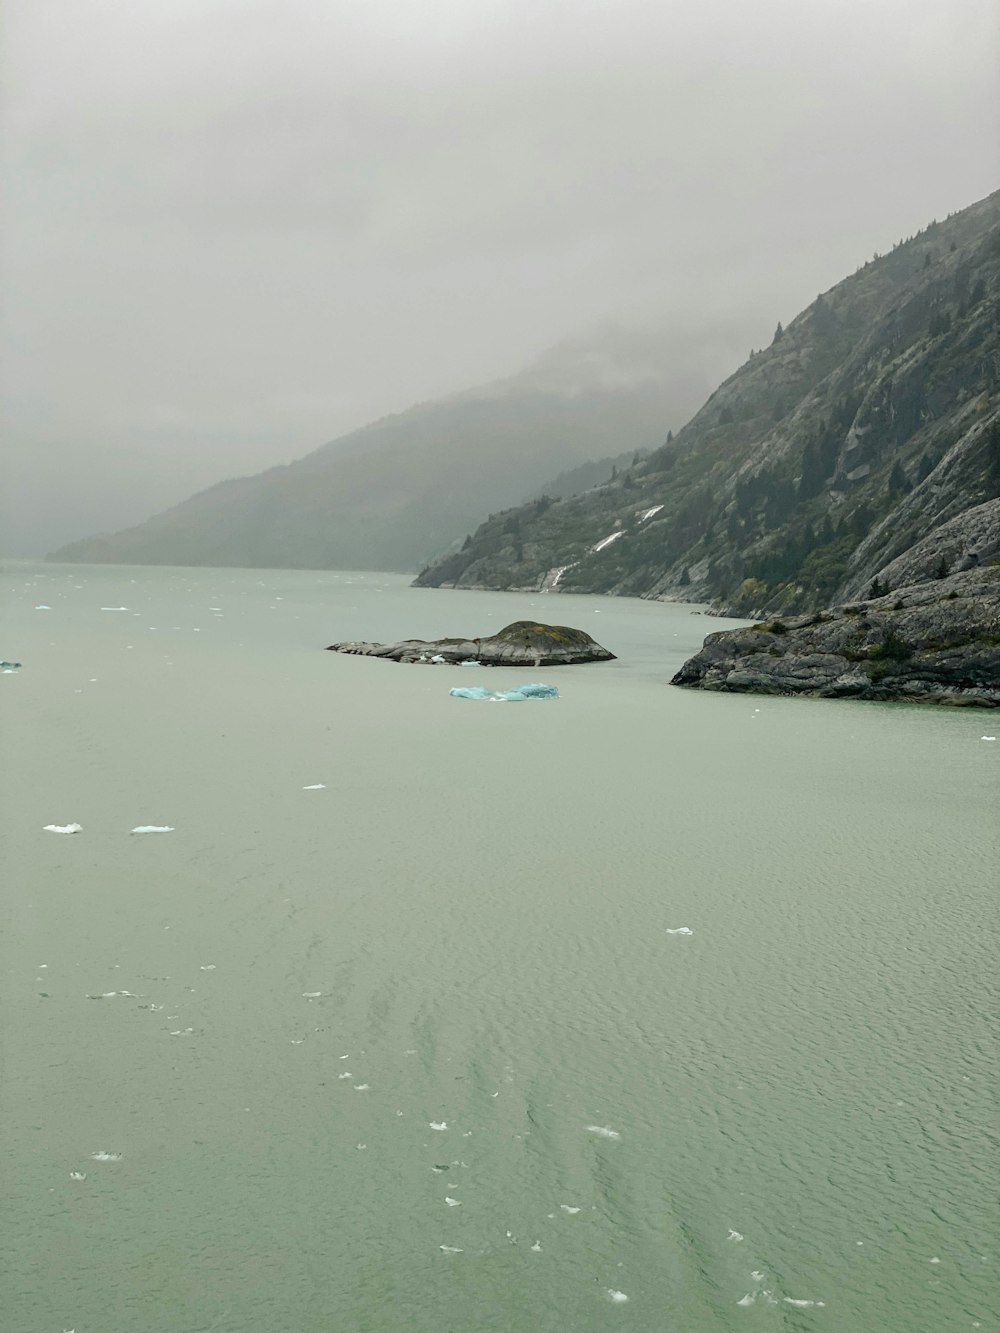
444 1196 461 1207
560 1204 581 1214
429 1121 448 1131
665 926 693 935
586 1125 620 1139
439 1245 463 1253
90 1151 122 1161
131 826 174 834
606 1289 628 1304
44 823 82 834
727 1229 744 1242
302 784 326 789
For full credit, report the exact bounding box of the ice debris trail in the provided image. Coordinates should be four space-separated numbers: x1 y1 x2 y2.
44 823 83 834
586 1125 620 1139
131 825 174 834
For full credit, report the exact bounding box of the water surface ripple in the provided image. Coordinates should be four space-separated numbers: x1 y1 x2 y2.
1 565 996 1332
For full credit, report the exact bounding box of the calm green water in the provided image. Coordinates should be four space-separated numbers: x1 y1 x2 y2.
1 564 996 1333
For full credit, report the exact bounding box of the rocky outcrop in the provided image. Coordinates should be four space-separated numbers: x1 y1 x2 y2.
327 620 615 666
671 566 1000 705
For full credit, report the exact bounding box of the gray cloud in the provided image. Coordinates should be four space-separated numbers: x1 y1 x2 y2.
2 0 998 553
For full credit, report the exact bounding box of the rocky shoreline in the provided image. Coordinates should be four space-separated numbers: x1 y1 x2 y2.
672 567 1000 706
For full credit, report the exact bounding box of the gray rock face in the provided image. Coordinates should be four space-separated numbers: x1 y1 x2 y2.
671 567 1000 706
327 620 615 666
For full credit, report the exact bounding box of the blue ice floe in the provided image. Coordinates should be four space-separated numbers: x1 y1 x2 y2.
449 682 560 702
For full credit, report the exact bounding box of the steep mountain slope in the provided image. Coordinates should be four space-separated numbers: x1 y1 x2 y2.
416 192 1000 615
48 333 711 572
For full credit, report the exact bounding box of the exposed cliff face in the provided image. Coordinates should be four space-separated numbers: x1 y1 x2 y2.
415 191 1000 617
670 563 1000 707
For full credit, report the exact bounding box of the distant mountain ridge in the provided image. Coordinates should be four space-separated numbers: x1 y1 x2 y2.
416 191 1000 616
48 332 713 572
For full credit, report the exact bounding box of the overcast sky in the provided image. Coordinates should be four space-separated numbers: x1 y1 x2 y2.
2 0 998 554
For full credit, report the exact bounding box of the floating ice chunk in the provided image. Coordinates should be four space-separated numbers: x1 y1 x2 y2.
338 1071 353 1080
439 1245 463 1253
44 823 82 834
131 826 174 834
430 654 446 663
100 607 129 612
531 1241 542 1252
929 1257 941 1264
302 992 322 998
665 927 693 935
606 1289 628 1303
429 1122 448 1131
445 1197 461 1206
586 1125 620 1139
638 504 664 522
169 1028 193 1036
560 1205 581 1214
736 1293 755 1307
450 682 559 702
200 964 216 971
35 605 51 610
501 682 559 700
981 736 996 741
69 1171 87 1180
728 1229 744 1242
354 1083 370 1091
459 660 481 667
90 1151 122 1161
784 1298 825 1307
302 784 326 789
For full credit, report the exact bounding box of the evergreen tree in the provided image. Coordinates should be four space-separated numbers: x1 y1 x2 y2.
888 460 909 495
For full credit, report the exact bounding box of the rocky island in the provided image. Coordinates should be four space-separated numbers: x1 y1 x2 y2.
327 620 615 666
